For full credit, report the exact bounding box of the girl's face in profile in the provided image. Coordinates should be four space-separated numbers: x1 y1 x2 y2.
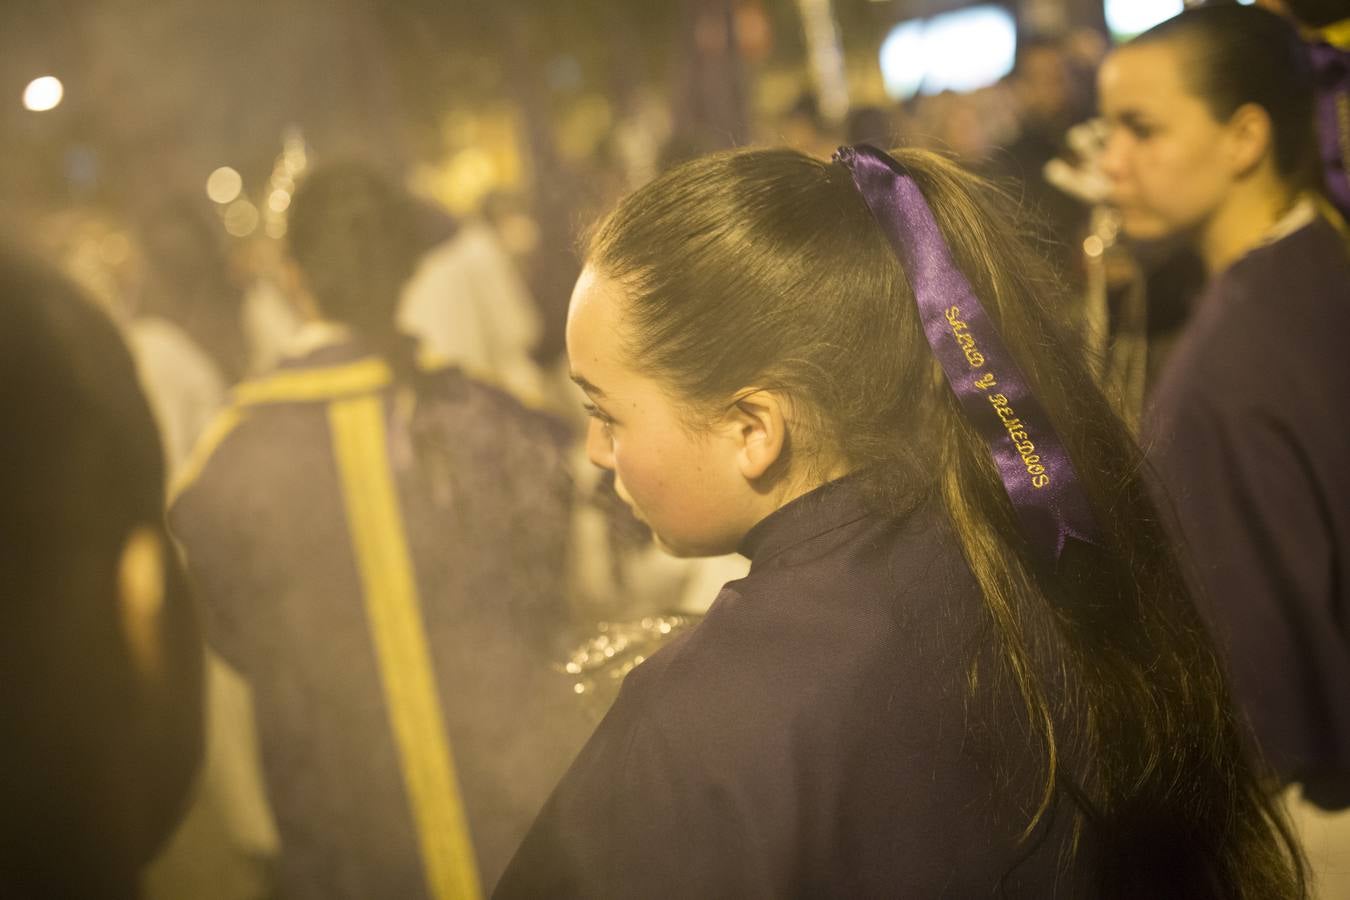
1097 42 1235 241
565 267 769 558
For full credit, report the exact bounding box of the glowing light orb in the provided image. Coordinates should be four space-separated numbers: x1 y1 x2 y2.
1104 0 1183 40
879 6 1016 101
23 76 63 112
206 167 243 205
223 199 259 237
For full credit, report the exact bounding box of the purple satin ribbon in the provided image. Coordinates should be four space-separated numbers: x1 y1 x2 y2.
1308 39 1350 220
835 144 1099 562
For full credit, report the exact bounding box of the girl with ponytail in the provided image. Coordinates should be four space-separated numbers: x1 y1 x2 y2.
496 145 1303 898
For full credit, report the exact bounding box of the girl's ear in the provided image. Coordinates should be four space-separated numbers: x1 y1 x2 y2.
1223 102 1274 178
726 390 790 481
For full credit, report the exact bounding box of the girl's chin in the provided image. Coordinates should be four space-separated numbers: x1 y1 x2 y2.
652 533 705 559
649 527 741 560
1117 207 1180 242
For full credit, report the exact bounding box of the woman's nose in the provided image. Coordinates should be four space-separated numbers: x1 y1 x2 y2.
1098 127 1130 184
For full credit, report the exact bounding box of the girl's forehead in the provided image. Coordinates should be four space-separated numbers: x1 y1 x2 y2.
566 268 630 377
567 268 617 339
1100 44 1186 108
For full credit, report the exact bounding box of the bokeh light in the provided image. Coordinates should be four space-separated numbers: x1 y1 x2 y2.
205 166 243 205
1104 0 1183 40
223 198 259 237
879 6 1016 101
878 21 925 102
22 75 63 112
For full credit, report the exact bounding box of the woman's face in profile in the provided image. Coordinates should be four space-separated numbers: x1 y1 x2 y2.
1097 42 1235 241
565 267 767 558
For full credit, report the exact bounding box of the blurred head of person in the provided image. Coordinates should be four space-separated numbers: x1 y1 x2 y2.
914 92 993 163
285 161 426 369
481 190 541 261
1097 5 1317 269
35 209 147 324
777 90 837 156
137 192 248 382
0 245 203 896
844 105 896 148
1014 36 1074 127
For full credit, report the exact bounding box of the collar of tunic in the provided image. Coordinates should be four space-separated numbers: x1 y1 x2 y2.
737 476 876 569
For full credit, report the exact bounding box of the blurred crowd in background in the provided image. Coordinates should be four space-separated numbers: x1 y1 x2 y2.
1 0 1153 686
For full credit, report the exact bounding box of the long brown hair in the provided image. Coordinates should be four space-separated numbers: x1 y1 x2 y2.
588 146 1304 898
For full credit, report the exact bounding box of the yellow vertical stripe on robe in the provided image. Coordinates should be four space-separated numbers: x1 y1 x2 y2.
329 393 483 900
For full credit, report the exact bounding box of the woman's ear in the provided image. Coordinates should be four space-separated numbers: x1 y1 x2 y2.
727 390 790 481
1224 102 1275 178
117 526 167 682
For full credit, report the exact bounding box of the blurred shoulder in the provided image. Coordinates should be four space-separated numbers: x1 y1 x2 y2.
1154 215 1350 418
1217 214 1350 329
422 364 572 452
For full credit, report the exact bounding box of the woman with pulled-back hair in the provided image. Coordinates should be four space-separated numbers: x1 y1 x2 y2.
1098 4 1350 875
494 141 1305 897
171 162 589 898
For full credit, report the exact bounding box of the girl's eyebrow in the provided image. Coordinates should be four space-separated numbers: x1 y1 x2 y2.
569 372 607 399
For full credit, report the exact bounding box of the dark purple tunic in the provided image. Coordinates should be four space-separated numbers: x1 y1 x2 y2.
172 340 591 897
1145 215 1350 808
496 480 1092 898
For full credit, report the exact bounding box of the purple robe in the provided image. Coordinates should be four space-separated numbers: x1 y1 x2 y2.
1145 214 1350 808
496 480 1095 897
